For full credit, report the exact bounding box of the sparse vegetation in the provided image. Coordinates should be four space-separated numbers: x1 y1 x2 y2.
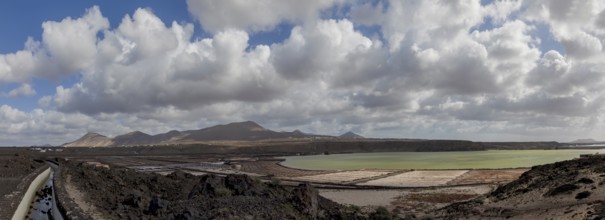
404 193 477 203
545 184 579 196
575 191 591 199
369 206 394 220
578 177 594 184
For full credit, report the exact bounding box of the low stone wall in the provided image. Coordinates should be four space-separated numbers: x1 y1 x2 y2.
53 164 91 220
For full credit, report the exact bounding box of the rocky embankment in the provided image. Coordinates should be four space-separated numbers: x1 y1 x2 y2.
57 160 393 219
436 155 605 219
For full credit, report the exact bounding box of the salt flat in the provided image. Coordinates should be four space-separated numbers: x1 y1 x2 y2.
358 170 469 187
293 170 393 183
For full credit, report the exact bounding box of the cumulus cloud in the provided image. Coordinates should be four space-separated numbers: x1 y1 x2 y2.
0 6 108 84
378 0 484 50
523 0 605 59
0 105 204 146
350 1 385 26
54 8 284 114
2 84 36 98
186 0 343 32
482 0 522 24
37 96 53 107
2 1 605 145
271 19 374 80
41 6 109 73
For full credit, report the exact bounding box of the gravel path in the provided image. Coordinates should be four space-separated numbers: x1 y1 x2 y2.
64 175 104 220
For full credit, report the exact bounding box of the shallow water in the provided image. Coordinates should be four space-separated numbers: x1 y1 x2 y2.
280 149 605 170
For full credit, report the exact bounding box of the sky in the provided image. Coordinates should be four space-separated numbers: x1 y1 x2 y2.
0 0 605 146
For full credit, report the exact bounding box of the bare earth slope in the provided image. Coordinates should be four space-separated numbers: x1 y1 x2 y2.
436 155 605 219
63 132 113 147
181 121 300 141
113 131 154 146
339 131 365 139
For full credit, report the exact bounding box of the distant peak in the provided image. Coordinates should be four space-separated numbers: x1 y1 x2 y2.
339 131 364 139
224 121 266 131
126 131 149 136
231 121 262 127
571 138 598 143
64 131 113 147
83 132 106 137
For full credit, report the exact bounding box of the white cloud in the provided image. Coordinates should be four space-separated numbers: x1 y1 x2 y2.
186 0 343 32
0 105 27 122
350 1 385 26
560 31 603 59
37 96 53 107
0 6 108 83
377 0 484 50
523 0 605 58
2 83 36 98
41 6 109 73
482 0 522 24
0 38 42 83
2 1 605 145
53 8 284 114
271 19 373 80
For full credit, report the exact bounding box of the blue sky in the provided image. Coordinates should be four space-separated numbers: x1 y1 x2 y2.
0 1 192 53
0 1 192 111
0 0 604 145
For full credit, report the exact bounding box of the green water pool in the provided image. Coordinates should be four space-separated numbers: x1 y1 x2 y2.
280 149 605 170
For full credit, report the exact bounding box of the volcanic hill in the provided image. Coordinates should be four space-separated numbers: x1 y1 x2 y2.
63 132 113 147
63 121 331 147
339 131 364 139
436 155 605 219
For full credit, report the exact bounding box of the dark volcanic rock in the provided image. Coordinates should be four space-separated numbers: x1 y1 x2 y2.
147 195 165 215
544 184 579 196
578 177 595 184
292 183 319 218
123 190 143 208
62 160 370 219
188 175 219 199
575 191 591 200
174 207 198 220
224 174 258 196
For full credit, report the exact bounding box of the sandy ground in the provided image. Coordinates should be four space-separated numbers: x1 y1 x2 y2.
359 170 469 187
64 174 104 220
472 171 605 220
449 169 528 185
320 185 494 214
240 160 336 177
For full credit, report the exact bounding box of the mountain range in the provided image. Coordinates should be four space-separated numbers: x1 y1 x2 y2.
63 121 364 147
570 139 602 144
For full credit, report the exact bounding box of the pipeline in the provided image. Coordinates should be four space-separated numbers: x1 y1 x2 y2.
12 162 65 220
12 168 50 220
